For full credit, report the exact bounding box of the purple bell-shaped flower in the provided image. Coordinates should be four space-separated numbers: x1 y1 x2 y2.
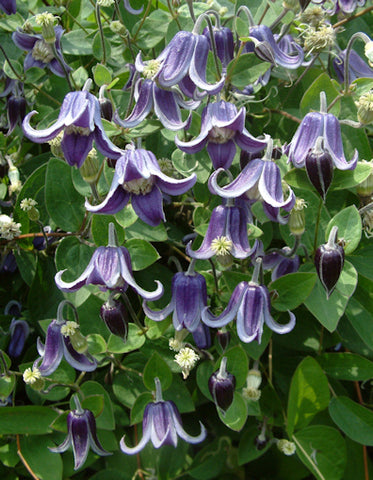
202 260 295 343
85 145 196 226
284 91 358 171
50 395 111 470
120 377 206 454
55 223 163 300
333 49 373 84
22 79 123 167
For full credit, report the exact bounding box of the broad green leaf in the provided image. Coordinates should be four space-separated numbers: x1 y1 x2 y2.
196 361 215 401
20 436 63 480
91 215 125 246
188 438 228 480
300 73 340 117
329 396 373 446
293 426 346 480
0 406 59 435
172 148 211 184
287 357 330 436
304 261 358 332
346 296 373 352
126 239 160 271
107 323 146 353
227 53 271 89
270 272 317 311
115 204 138 229
93 63 112 86
134 10 171 49
87 333 107 355
80 381 115 430
0 374 15 399
113 371 147 409
284 168 313 192
218 392 248 432
325 206 361 254
125 218 168 241
143 352 173 391
92 31 111 61
14 250 37 286
238 424 272 465
55 236 95 282
348 243 373 280
130 392 153 425
45 158 85 232
163 375 195 413
317 352 373 381
222 345 249 389
62 30 93 55
332 161 373 191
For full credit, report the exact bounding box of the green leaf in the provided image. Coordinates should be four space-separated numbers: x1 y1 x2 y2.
126 239 160 271
115 204 138 229
61 30 93 55
217 392 248 432
125 218 168 241
270 272 317 311
188 438 228 480
223 345 248 389
91 215 125 246
3 59 23 80
14 250 37 286
227 53 271 89
196 361 215 401
287 357 330 436
130 392 153 425
45 158 85 232
238 424 272 465
304 261 358 332
332 161 373 190
300 73 340 117
326 206 362 255
55 236 95 282
113 371 147 409
92 31 111 61
0 406 58 435
19 436 63 480
107 323 145 353
349 243 373 280
317 353 373 381
293 426 346 480
329 396 373 446
284 168 313 191
172 148 211 185
87 333 107 355
93 63 112 86
0 374 15 399
80 381 115 430
134 10 171 49
143 352 172 391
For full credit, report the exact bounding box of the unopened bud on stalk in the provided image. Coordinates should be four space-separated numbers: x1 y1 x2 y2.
305 137 334 201
208 357 236 412
242 368 262 401
216 330 230 351
314 226 344 298
100 298 128 340
288 198 307 236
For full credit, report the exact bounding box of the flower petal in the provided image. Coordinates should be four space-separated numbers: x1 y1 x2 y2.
131 186 165 226
208 160 263 198
55 252 98 292
153 86 190 131
63 337 97 372
85 184 130 215
61 132 93 168
37 320 64 376
286 112 323 168
114 79 153 128
261 285 296 334
202 281 247 328
207 140 236 170
22 111 65 143
236 286 264 343
324 113 358 170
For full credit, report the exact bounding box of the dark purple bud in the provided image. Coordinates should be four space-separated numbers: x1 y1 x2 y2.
255 434 268 450
100 299 128 340
7 95 26 135
4 300 22 318
0 253 17 273
240 150 263 170
216 330 230 351
99 98 113 121
208 357 236 412
305 146 334 201
314 226 344 298
253 41 276 64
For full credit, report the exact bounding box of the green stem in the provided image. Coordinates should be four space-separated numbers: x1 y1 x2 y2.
313 198 323 254
96 3 107 64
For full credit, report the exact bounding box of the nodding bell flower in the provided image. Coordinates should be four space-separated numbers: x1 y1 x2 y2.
8 318 29 358
314 226 345 298
0 0 16 14
186 201 258 262
305 137 334 200
333 49 373 84
6 92 26 136
120 377 206 454
143 262 208 333
208 138 295 221
35 301 97 376
175 100 267 170
12 26 71 77
245 25 304 69
85 145 196 226
285 91 358 171
202 25 234 68
50 395 111 470
208 357 236 413
55 223 163 300
114 79 200 131
22 79 123 168
202 260 296 343
135 27 225 95
262 246 300 282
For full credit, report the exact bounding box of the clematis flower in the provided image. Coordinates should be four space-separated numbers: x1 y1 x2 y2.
114 79 200 131
312 0 366 15
262 247 300 282
135 30 225 95
143 265 208 333
22 80 123 167
245 25 304 69
120 377 206 454
85 145 196 226
208 140 295 220
35 301 97 376
55 223 163 300
202 261 295 343
175 100 267 170
8 318 29 358
202 25 234 68
284 91 358 170
50 395 111 470
12 26 71 77
0 0 16 14
333 49 373 84
186 201 258 261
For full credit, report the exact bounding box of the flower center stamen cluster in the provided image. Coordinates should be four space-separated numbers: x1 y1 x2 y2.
122 177 155 195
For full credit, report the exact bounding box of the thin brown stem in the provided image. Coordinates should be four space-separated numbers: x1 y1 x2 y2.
16 435 40 480
333 5 373 29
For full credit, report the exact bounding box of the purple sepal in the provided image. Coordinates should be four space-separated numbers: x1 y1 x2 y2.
0 0 16 14
8 319 29 358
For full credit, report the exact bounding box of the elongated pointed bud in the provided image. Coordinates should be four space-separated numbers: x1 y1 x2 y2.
208 357 236 413
314 226 344 298
305 150 333 200
100 299 128 340
216 330 230 351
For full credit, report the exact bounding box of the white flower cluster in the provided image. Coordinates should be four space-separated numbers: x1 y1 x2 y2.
0 214 21 240
174 347 200 379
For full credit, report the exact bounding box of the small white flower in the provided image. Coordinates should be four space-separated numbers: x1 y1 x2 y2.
20 198 38 212
23 367 42 385
365 41 373 66
0 214 21 240
277 439 296 456
60 321 80 337
174 347 199 379
97 0 115 5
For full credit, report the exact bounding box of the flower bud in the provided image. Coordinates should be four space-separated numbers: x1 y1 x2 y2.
356 161 373 198
288 198 307 236
35 12 56 44
7 95 26 136
314 226 344 298
208 357 236 412
80 149 100 184
305 148 334 201
356 91 373 125
99 98 113 121
69 331 88 354
216 330 230 351
277 439 296 456
100 299 128 340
